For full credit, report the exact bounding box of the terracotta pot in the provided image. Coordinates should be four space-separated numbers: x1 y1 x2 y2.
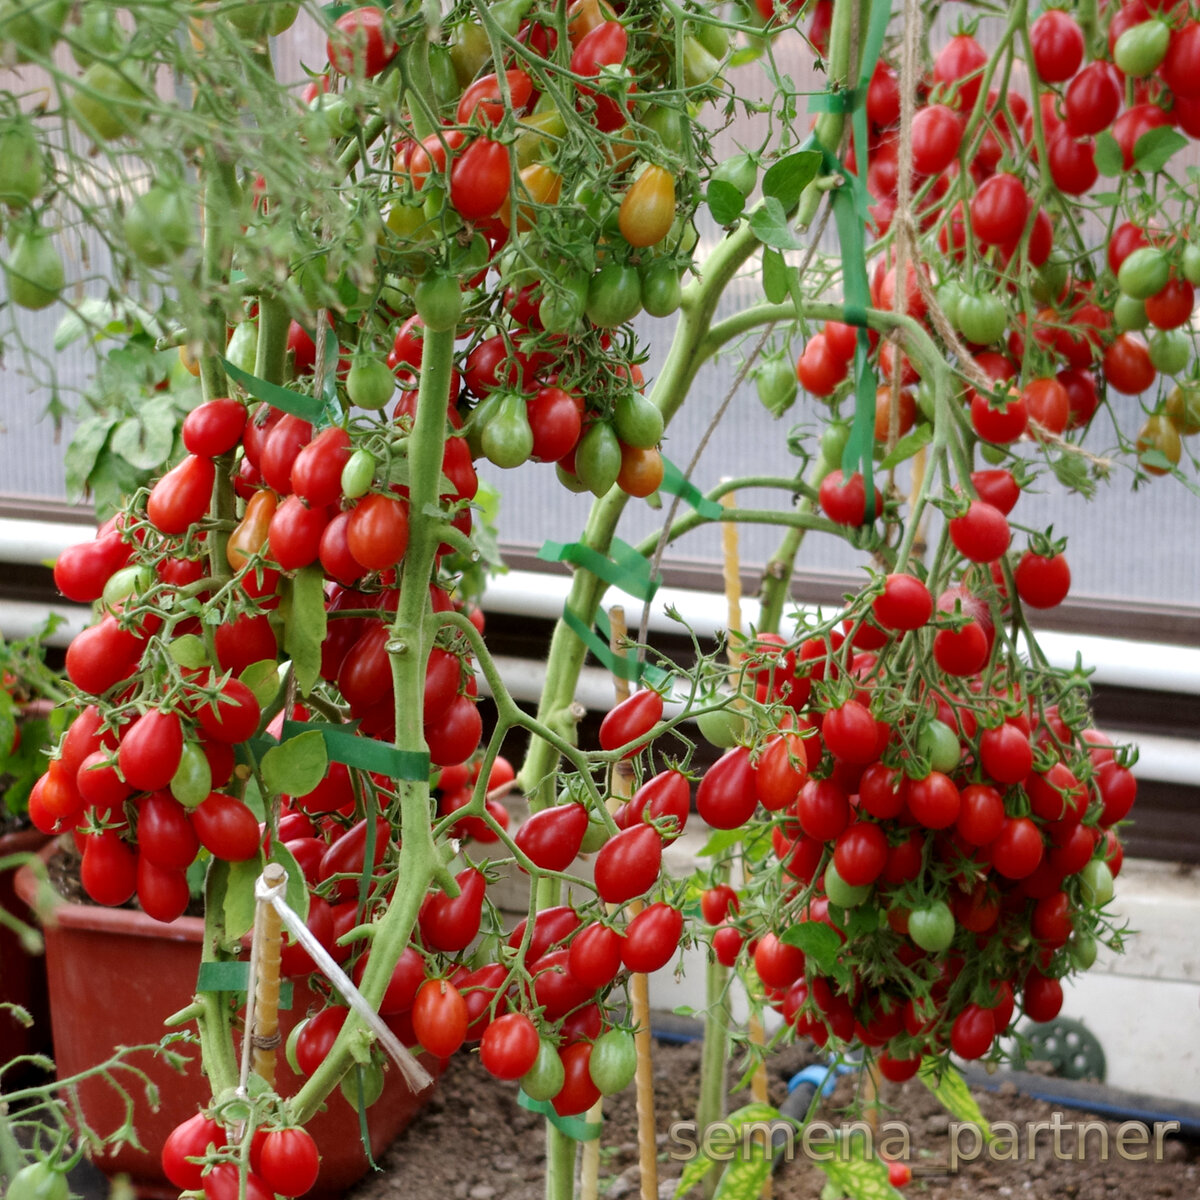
16 845 439 1199
0 826 52 1072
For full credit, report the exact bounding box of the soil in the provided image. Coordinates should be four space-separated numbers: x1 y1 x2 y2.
346 1036 1199 1200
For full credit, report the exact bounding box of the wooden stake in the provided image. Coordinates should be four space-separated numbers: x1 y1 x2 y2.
250 862 286 1088
609 606 659 1200
721 491 771 1198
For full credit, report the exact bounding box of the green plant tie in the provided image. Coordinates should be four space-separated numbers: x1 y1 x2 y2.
221 357 330 425
659 455 725 519
804 0 891 521
539 537 660 602
517 1090 603 1141
560 604 670 689
195 961 293 1008
249 721 431 781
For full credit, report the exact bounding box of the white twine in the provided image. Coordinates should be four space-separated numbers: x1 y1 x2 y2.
249 872 434 1093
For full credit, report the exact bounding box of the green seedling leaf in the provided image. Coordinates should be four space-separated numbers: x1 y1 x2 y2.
261 729 328 798
761 149 821 211
707 179 746 225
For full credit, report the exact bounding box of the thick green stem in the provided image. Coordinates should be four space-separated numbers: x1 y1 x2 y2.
696 956 731 1200
197 159 237 403
290 327 456 1124
545 1123 577 1200
254 293 290 388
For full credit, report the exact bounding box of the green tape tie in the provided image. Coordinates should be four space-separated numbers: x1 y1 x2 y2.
807 87 862 114
658 456 724 520
560 605 670 690
517 1090 603 1141
196 961 293 1008
282 719 431 780
539 537 660 603
222 357 328 425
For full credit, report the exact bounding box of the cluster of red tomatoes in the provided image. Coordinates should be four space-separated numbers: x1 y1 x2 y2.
684 565 1131 1071
35 388 489 921
795 6 1200 476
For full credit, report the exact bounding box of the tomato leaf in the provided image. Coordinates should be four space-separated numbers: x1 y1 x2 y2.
780 920 841 972
698 827 745 857
707 179 746 225
761 149 821 211
1092 131 1124 177
1133 127 1189 174
814 1152 905 1199
749 197 809 250
762 247 790 304
224 853 265 940
284 565 327 696
918 1059 993 1142
262 729 328 798
240 659 282 708
879 423 933 469
269 840 310 925
62 414 116 500
674 1103 783 1199
109 392 178 471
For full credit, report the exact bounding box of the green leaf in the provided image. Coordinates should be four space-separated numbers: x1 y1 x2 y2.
762 247 790 304
1139 448 1175 471
268 840 310 925
698 827 745 857
224 854 265 940
707 179 746 225
676 1104 782 1199
284 565 328 696
749 197 809 251
675 1149 718 1197
1133 126 1189 174
1093 131 1124 177
780 920 842 973
1090 191 1122 206
108 392 179 471
261 729 328 798
879 422 933 469
714 1157 772 1200
918 1059 992 1142
729 46 762 67
63 415 116 500
815 1153 905 1200
761 149 822 211
240 659 282 709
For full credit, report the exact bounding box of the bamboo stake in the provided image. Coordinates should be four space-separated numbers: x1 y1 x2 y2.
250 862 286 1088
720 493 771 1198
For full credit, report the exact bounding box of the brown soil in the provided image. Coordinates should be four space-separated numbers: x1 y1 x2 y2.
346 1037 1198 1200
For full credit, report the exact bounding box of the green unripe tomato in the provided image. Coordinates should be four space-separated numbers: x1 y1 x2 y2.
585 263 643 328
1112 293 1149 333
555 462 592 493
979 441 1008 465
694 696 746 748
935 280 964 327
341 448 376 498
1117 246 1170 300
1149 328 1191 376
520 1040 565 1101
0 120 45 206
71 1 126 69
639 259 683 318
712 152 757 199
1182 244 1200 287
538 273 589 335
1033 250 1070 304
1068 932 1099 970
285 1019 307 1075
1079 859 1114 907
612 390 664 450
414 273 461 332
70 62 147 141
171 740 213 808
481 391 534 469
579 814 610 853
820 422 850 465
574 421 623 496
907 900 955 952
346 358 395 410
4 1160 69 1200
639 102 684 154
102 564 152 608
1113 18 1170 78
428 43 460 110
1166 383 1200 434
226 321 258 375
823 861 872 909
756 356 798 417
4 225 64 310
588 1029 638 1095
916 719 961 773
0 0 69 61
955 292 1008 346
124 184 193 266
340 1059 386 1111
